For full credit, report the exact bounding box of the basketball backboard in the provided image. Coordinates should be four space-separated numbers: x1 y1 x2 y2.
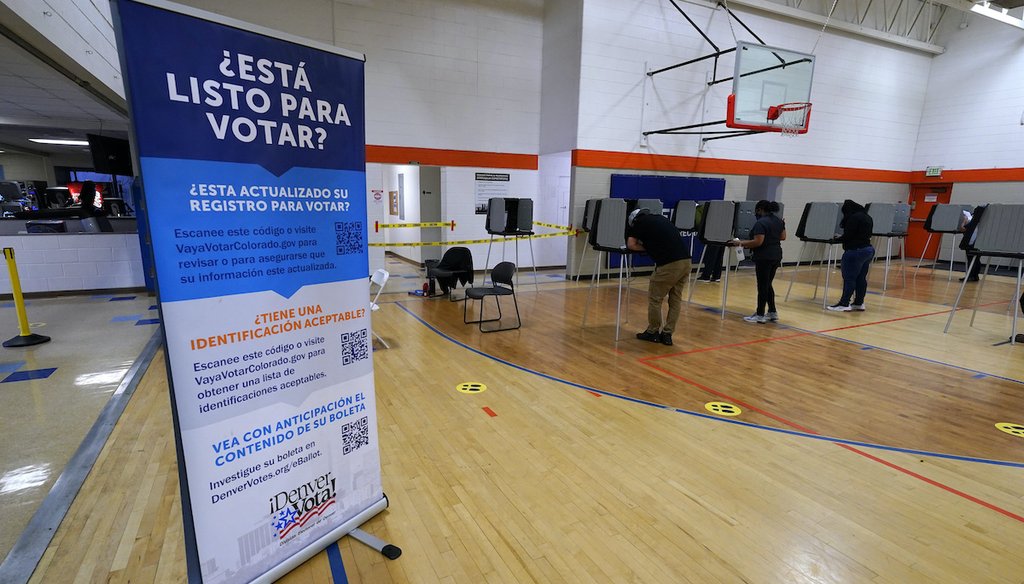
726 42 815 134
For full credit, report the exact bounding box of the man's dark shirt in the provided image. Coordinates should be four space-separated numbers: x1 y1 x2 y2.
628 214 690 266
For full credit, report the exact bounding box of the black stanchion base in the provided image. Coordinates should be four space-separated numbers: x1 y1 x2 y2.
3 333 51 347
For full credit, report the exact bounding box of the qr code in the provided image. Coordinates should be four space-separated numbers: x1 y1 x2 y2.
335 221 364 255
342 416 369 455
340 329 369 365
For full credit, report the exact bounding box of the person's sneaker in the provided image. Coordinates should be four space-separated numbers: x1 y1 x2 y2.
765 311 779 322
850 304 866 312
1014 334 1024 343
696 276 711 282
959 276 980 282
710 277 721 283
743 314 767 323
660 332 673 346
636 330 661 343
827 304 852 312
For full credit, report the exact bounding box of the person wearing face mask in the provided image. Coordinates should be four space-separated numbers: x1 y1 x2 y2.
626 208 692 346
728 200 786 323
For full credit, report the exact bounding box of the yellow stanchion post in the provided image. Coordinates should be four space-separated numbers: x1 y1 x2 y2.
3 247 50 348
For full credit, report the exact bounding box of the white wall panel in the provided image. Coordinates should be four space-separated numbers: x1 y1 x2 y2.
540 0 583 154
578 0 931 171
438 167 554 269
0 233 144 293
172 0 544 154
913 15 1024 171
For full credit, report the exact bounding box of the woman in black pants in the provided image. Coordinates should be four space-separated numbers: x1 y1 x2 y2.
730 200 786 323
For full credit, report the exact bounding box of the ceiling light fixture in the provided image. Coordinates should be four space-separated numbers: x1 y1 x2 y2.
29 138 90 146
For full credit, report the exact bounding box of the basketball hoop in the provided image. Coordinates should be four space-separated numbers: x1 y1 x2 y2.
767 102 812 137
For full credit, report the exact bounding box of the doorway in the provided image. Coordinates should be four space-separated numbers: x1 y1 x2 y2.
906 183 952 259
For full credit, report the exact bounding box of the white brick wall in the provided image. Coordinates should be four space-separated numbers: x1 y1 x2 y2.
175 0 544 155
578 0 931 171
0 234 145 294
913 15 1024 170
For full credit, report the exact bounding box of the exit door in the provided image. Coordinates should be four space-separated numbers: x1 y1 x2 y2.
906 183 952 259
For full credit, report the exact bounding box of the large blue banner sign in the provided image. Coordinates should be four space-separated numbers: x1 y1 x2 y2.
113 1 383 582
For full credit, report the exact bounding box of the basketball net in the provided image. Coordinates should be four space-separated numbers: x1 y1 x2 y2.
768 102 812 138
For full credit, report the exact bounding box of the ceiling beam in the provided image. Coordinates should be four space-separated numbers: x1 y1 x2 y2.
725 0 947 53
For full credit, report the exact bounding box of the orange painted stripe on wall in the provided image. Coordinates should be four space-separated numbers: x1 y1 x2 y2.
572 149 912 183
366 145 538 170
908 168 1024 183
363 145 1024 184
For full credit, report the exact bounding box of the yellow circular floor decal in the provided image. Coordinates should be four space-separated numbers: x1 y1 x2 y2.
457 382 487 394
995 422 1024 438
705 402 741 416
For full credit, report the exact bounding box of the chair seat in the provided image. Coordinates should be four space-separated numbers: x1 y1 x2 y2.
466 286 514 299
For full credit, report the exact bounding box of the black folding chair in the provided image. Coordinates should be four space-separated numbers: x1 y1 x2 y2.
463 261 521 332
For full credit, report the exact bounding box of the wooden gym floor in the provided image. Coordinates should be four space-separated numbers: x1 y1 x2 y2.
21 261 1024 583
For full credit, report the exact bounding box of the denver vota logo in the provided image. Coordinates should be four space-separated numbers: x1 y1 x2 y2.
270 472 337 539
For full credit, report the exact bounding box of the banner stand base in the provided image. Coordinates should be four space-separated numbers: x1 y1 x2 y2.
254 495 397 583
350 526 402 559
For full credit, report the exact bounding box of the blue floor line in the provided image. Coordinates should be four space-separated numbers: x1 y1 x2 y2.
0 360 26 373
111 314 143 322
326 542 349 584
395 302 1024 469
2 368 57 383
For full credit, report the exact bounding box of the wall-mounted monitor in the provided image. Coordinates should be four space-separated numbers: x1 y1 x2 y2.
86 134 134 177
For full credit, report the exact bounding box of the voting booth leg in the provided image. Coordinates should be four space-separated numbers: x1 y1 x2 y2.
915 233 933 273
812 243 828 301
528 235 539 293
947 234 958 282
688 246 708 302
882 237 892 292
1012 260 1023 345
822 244 835 309
943 255 978 333
784 242 808 302
575 239 588 282
614 256 625 340
483 236 495 285
720 247 731 320
624 254 632 322
582 249 602 327
970 268 990 328
899 237 907 288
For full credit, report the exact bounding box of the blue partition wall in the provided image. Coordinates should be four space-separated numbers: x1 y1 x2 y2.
609 174 726 268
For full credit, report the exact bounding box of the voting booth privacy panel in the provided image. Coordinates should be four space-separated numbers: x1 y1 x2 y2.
113 1 385 582
609 174 725 267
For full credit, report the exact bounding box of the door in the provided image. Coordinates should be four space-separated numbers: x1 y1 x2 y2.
906 183 952 259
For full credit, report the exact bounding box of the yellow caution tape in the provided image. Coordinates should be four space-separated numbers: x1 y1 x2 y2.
534 221 574 231
375 220 455 230
370 229 575 247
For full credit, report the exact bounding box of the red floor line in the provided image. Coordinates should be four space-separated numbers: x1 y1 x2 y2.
641 361 819 434
818 308 962 333
482 407 497 417
641 332 811 362
641 360 1024 524
835 443 1024 524
642 300 1012 362
818 299 1009 334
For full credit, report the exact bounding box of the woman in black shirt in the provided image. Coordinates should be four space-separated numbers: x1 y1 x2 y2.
730 200 786 323
827 199 875 311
